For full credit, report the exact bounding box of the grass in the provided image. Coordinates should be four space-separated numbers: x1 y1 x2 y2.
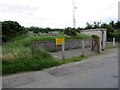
61 55 86 64
2 47 62 75
2 53 86 75
2 33 91 75
2 46 86 75
3 33 91 48
2 47 86 75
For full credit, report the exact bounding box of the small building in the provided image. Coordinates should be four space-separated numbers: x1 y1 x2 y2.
80 28 107 42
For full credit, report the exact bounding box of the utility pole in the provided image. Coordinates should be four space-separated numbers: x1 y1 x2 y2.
118 1 120 21
73 0 76 28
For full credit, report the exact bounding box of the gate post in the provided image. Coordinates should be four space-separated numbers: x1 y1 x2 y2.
98 38 101 53
91 39 93 51
103 40 106 49
113 37 115 47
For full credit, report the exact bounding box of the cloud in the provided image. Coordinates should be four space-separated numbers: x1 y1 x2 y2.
0 0 119 28
0 2 39 14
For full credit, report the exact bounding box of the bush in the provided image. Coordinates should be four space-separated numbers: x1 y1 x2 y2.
2 21 26 42
91 35 100 39
64 27 77 36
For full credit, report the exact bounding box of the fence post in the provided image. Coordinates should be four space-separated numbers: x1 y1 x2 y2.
82 40 85 55
99 38 101 53
62 42 65 60
113 37 115 47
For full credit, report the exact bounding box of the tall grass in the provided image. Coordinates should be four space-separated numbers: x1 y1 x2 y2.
2 47 62 75
2 34 91 75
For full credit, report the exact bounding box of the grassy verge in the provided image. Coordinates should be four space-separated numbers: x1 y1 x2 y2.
2 34 90 75
2 47 86 75
2 48 61 75
61 55 86 64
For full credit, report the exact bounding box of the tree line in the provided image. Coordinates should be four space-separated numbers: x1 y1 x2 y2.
1 20 120 42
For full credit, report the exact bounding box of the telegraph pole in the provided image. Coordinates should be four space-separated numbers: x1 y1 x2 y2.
73 0 76 28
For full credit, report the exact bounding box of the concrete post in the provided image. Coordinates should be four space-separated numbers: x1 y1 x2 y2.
82 40 85 55
62 42 65 60
113 38 115 47
103 40 106 49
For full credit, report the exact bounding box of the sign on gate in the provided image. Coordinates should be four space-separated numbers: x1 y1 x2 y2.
56 38 65 45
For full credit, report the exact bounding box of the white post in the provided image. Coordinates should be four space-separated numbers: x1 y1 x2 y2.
113 37 115 47
62 42 65 59
82 40 85 55
103 40 106 49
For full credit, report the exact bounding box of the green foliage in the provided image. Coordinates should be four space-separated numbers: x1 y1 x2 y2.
111 29 120 39
64 27 79 36
91 35 100 39
28 27 63 34
85 22 93 29
2 44 86 75
84 21 101 29
2 47 62 75
76 33 91 39
114 21 120 29
3 20 120 75
2 33 90 75
61 55 86 64
100 21 120 40
2 20 27 42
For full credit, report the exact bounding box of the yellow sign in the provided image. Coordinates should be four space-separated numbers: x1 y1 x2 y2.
56 38 65 45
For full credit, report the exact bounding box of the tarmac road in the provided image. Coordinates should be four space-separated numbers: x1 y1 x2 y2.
2 48 118 88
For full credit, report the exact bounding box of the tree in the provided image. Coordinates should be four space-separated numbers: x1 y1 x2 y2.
2 20 25 42
93 21 101 29
64 27 77 36
109 20 115 29
29 27 40 34
85 22 93 29
115 21 120 29
101 23 114 39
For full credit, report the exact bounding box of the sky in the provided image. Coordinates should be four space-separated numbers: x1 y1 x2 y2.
0 0 119 28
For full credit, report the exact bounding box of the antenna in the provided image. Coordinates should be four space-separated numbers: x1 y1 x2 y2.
73 0 76 28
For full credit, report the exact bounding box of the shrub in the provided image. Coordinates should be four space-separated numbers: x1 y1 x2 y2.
91 35 100 39
64 28 77 36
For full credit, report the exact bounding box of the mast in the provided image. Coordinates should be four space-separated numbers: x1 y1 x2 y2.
73 0 76 28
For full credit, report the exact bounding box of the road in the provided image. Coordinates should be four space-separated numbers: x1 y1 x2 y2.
2 48 118 88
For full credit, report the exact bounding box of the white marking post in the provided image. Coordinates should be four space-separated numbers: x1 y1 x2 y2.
113 38 115 47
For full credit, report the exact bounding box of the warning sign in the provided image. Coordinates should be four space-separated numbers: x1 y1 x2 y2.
56 38 65 45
